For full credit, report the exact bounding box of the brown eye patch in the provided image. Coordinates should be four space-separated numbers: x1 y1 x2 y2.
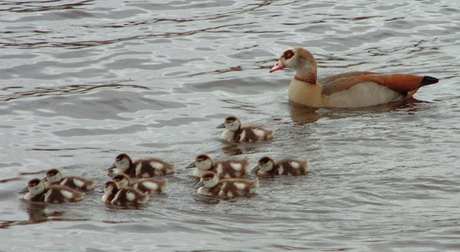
225 116 237 123
282 49 294 60
29 179 41 186
259 157 271 165
196 154 208 160
202 173 214 179
47 169 59 176
113 175 125 182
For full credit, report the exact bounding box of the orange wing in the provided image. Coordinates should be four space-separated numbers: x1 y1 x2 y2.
320 72 438 96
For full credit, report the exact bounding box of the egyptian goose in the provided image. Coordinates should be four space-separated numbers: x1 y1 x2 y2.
270 47 439 108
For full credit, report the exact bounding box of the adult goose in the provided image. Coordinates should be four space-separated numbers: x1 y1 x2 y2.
270 47 439 108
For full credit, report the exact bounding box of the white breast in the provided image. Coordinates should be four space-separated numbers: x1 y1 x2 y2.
197 187 211 196
221 130 234 142
192 168 207 177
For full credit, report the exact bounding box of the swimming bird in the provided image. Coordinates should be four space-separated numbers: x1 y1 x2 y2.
24 178 85 203
270 47 439 108
187 154 251 179
195 171 259 199
45 168 98 191
112 174 168 194
218 116 274 143
253 156 309 176
108 153 176 178
101 181 149 206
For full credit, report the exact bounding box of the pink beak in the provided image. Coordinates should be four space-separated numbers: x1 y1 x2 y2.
270 59 285 73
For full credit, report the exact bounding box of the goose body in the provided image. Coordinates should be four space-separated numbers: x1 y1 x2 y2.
196 171 259 199
112 174 168 194
109 153 176 178
254 156 309 176
218 116 274 143
45 168 97 191
270 47 439 108
187 154 251 179
24 179 85 203
102 181 149 206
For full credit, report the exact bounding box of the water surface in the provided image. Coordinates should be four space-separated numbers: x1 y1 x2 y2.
0 0 459 251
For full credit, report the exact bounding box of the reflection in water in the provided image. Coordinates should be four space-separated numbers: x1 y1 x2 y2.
24 203 48 223
0 202 48 228
289 104 321 124
220 142 265 157
221 144 244 156
289 98 431 124
194 196 221 205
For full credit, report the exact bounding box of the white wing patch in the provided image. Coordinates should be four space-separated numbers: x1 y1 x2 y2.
234 182 246 191
44 189 52 198
289 161 300 169
278 165 284 175
59 178 69 186
239 130 246 142
227 191 234 198
216 163 223 174
150 161 164 170
73 178 85 188
230 162 242 171
126 191 136 201
252 129 266 138
142 181 159 190
135 163 143 175
61 189 74 199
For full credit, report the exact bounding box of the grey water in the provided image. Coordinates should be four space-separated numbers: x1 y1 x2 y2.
0 0 459 251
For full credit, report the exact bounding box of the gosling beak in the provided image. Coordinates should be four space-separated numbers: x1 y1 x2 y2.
107 163 116 176
216 123 225 129
185 162 197 169
194 180 204 188
251 165 260 174
270 59 285 73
